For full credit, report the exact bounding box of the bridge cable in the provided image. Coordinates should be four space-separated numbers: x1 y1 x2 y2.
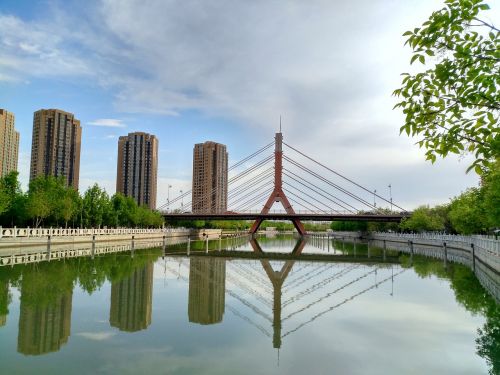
284 156 376 211
283 142 406 211
283 188 328 213
158 141 274 210
233 187 274 212
283 182 337 213
283 169 357 213
187 154 274 211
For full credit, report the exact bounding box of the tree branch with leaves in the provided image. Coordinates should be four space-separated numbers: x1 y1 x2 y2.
393 0 499 174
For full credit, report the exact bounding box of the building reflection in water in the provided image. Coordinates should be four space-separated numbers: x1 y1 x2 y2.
109 262 154 332
188 257 226 325
17 291 72 355
0 279 8 327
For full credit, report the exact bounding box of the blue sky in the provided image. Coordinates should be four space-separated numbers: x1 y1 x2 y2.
1 0 497 209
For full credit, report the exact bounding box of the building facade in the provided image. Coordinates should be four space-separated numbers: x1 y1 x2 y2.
29 109 82 189
116 132 158 209
0 109 20 177
192 141 228 213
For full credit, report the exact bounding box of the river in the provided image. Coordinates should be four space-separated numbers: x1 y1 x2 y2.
0 235 498 374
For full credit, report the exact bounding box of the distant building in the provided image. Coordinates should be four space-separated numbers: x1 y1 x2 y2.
116 132 158 209
0 109 20 177
109 263 154 332
188 257 226 325
192 141 228 213
30 109 82 189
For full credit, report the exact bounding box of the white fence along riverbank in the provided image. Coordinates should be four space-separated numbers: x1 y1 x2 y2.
0 227 225 249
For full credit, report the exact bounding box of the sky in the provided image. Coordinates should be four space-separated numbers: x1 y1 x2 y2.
0 0 497 210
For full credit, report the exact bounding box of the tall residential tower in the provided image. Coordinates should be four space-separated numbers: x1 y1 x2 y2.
192 141 228 213
116 132 158 209
0 109 20 177
30 109 82 189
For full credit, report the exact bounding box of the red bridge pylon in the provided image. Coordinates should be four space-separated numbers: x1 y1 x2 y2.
249 132 307 236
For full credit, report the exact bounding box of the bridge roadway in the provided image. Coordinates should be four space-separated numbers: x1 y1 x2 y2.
162 213 408 222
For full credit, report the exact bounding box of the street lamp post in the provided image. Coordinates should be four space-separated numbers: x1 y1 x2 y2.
180 190 183 211
388 184 393 212
373 189 377 208
167 184 172 212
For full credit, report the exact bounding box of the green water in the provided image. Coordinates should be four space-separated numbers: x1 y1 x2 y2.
0 236 498 374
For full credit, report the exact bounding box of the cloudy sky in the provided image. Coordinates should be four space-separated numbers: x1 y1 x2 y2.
1 0 497 210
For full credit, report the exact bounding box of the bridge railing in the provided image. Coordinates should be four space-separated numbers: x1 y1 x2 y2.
0 226 190 239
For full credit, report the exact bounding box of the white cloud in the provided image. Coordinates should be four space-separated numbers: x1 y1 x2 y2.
88 119 126 128
1 1 497 208
77 331 116 341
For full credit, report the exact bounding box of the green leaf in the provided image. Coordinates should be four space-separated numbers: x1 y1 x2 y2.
419 55 425 64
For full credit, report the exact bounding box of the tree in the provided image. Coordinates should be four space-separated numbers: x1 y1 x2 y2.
393 0 499 174
448 188 487 234
400 205 445 232
58 188 80 228
0 171 21 217
26 176 64 227
82 184 110 228
482 159 500 228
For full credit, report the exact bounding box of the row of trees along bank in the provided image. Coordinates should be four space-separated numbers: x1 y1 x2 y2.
331 159 499 235
0 172 164 228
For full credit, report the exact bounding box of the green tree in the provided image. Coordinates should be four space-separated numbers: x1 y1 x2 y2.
26 176 64 227
57 188 80 228
393 0 500 174
400 205 445 232
0 171 21 218
482 159 500 228
82 184 110 228
448 188 487 234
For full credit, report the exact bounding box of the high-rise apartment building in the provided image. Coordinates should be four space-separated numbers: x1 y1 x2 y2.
0 109 20 177
30 109 82 189
192 141 228 213
116 132 158 209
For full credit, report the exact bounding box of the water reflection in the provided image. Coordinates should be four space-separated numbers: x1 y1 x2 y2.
0 277 8 326
188 258 226 325
18 290 72 355
0 236 497 374
17 261 74 355
110 262 154 332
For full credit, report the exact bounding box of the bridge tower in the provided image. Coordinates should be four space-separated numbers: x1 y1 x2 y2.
249 132 307 235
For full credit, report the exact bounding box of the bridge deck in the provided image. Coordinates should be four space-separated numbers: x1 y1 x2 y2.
162 213 407 222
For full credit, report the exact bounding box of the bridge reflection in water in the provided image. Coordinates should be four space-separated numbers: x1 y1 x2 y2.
167 236 405 351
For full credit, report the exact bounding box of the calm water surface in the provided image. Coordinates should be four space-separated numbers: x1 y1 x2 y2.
0 235 498 374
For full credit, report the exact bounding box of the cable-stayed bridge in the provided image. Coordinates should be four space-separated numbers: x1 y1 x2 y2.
160 131 410 235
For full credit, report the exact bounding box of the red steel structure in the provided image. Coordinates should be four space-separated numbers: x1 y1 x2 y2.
249 132 306 235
